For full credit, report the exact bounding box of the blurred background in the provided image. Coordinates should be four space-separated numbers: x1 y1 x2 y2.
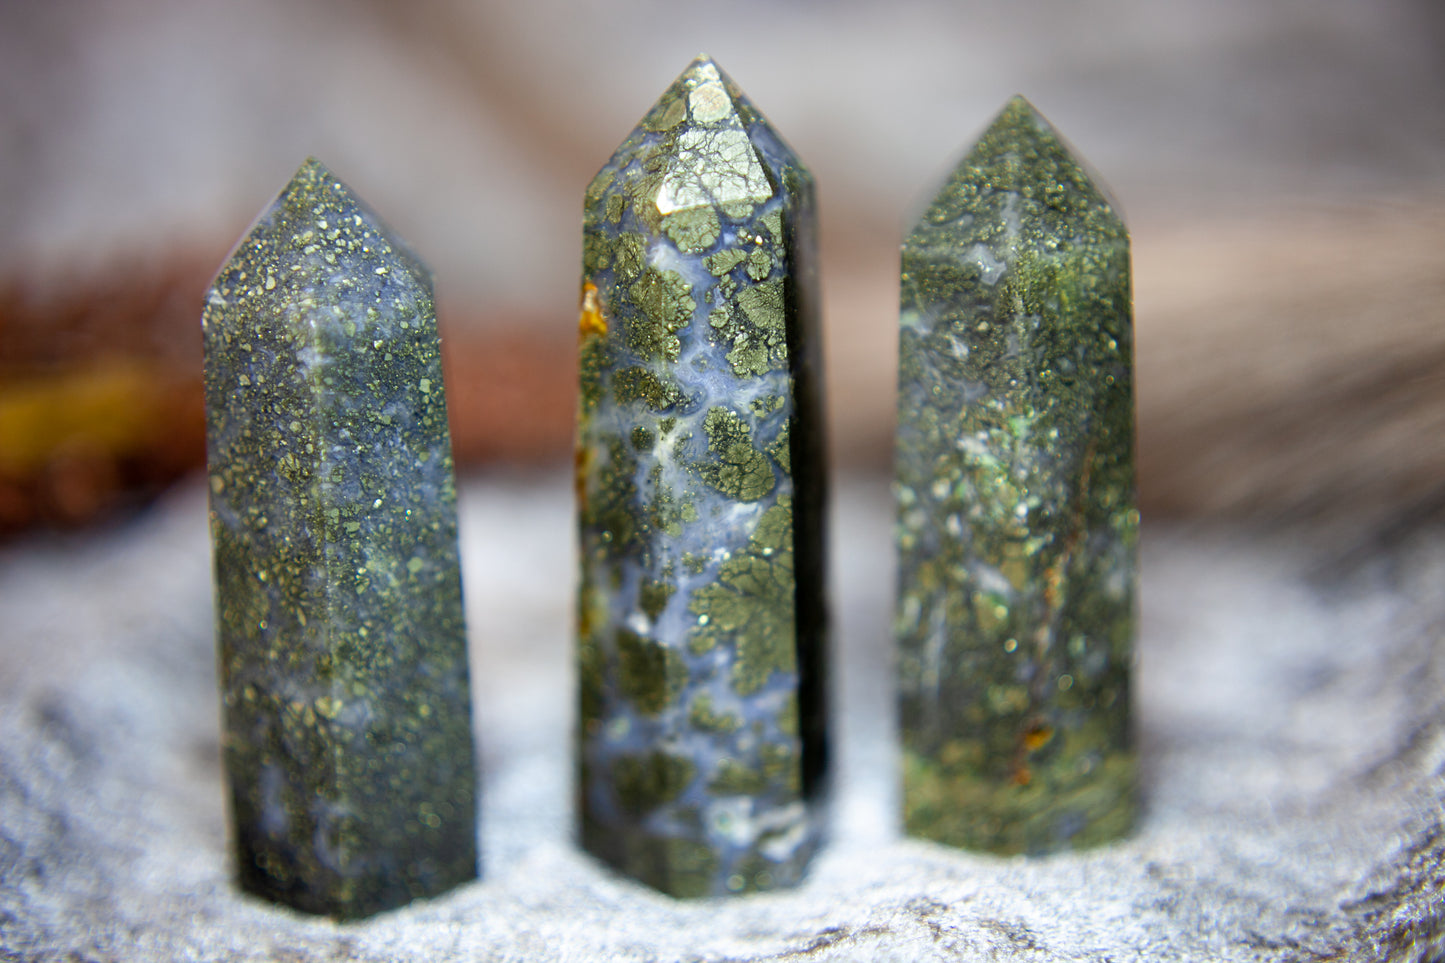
2 0 1443 534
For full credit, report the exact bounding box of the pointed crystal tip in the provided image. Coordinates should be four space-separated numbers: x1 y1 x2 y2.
279 156 340 198
623 56 775 218
982 94 1060 150
936 94 1122 223
1001 94 1040 118
265 156 337 216
639 54 748 133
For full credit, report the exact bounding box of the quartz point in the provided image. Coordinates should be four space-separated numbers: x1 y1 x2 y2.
203 158 478 918
575 56 828 898
895 98 1138 854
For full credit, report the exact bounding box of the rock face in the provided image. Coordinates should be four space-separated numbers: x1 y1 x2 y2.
202 159 477 918
574 56 828 897
894 98 1137 854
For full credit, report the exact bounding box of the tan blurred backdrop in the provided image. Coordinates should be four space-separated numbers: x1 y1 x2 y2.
2 0 1443 530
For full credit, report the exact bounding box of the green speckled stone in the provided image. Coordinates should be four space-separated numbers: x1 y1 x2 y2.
895 98 1138 854
203 159 477 919
576 56 828 898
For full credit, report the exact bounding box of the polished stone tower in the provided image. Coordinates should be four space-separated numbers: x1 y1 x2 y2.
575 56 828 897
204 159 477 918
895 98 1137 854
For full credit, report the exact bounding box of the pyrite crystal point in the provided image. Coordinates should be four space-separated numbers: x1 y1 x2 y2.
203 158 478 919
895 99 1138 854
576 57 828 898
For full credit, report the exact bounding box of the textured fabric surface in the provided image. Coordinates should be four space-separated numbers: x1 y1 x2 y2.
0 474 1441 961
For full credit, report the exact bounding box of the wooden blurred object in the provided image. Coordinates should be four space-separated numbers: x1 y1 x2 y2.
439 321 575 466
0 256 210 533
1134 201 1445 523
0 258 578 535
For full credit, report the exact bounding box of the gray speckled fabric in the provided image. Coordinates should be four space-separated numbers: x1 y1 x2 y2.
0 475 1441 961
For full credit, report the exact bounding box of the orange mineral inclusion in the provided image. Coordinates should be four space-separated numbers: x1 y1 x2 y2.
578 281 607 338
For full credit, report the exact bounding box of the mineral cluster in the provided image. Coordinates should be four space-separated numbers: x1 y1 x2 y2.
203 158 478 918
894 98 1138 854
575 56 828 897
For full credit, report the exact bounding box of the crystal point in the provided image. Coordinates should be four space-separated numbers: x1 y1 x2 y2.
203 159 478 918
576 59 828 898
895 101 1137 854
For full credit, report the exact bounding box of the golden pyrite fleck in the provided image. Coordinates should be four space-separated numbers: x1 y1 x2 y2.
204 159 478 918
895 99 1138 853
576 56 828 897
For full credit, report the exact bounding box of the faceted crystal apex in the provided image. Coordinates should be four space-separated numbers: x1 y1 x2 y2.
640 54 754 134
626 55 779 218
908 95 1122 243
977 95 1122 220
210 156 430 303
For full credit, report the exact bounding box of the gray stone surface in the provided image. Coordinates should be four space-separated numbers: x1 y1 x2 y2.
0 474 1442 960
